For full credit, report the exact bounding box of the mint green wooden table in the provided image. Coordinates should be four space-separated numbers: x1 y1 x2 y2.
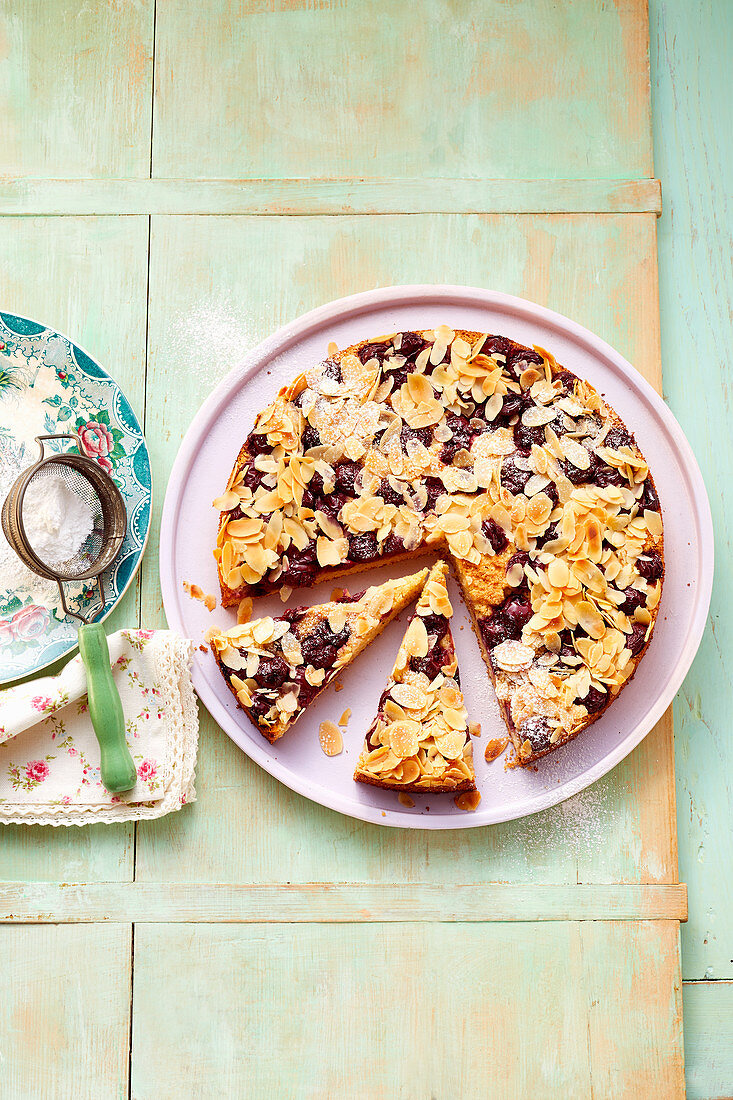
0 1 730 1096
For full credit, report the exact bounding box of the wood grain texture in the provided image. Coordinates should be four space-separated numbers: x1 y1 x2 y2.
153 0 653 180
0 881 689 923
651 0 733 985
138 209 677 888
131 920 684 1099
682 981 733 1100
0 176 663 215
0 924 131 1099
0 0 709 1093
0 215 149 883
0 0 154 178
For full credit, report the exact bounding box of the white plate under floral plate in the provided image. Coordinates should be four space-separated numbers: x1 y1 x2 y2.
160 286 713 829
0 312 151 685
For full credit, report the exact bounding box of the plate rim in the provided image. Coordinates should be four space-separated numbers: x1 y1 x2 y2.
160 284 714 829
0 308 153 685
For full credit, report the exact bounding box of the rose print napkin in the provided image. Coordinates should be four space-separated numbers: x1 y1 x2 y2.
0 630 199 826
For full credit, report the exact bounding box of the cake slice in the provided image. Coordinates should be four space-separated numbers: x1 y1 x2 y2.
354 560 476 793
209 569 428 743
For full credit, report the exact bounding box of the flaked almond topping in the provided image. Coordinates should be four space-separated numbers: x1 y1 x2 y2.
328 606 348 633
338 708 352 727
455 790 481 812
213 490 240 511
387 720 421 758
492 640 534 673
237 597 253 624
522 404 556 428
398 792 415 808
404 616 429 658
484 736 508 763
319 720 343 756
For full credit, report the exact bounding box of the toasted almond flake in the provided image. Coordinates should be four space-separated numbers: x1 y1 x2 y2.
484 736 508 763
184 581 205 601
237 597 253 624
327 341 339 356
398 792 415 808
492 640 534 673
330 587 345 601
328 606 348 633
644 509 663 537
505 561 524 587
338 708 352 727
522 404 556 427
252 617 275 645
203 593 217 612
455 790 481 812
404 616 429 658
387 720 421 758
204 625 221 644
319 720 343 756
562 439 591 470
468 721 481 738
213 490 240 511
435 729 467 757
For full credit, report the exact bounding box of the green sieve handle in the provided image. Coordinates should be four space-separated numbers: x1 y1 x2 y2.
78 623 137 794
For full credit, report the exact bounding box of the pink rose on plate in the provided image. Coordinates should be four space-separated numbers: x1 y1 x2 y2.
11 604 50 642
137 759 157 782
79 420 114 470
26 760 49 783
0 619 15 645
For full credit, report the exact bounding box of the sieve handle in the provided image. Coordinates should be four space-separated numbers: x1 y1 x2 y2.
78 623 137 794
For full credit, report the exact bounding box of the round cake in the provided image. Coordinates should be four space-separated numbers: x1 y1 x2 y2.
213 326 664 764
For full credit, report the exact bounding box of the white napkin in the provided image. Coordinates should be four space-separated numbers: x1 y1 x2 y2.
0 629 198 825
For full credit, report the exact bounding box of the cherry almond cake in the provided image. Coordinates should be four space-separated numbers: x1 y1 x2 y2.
209 571 427 742
213 326 664 765
354 561 475 793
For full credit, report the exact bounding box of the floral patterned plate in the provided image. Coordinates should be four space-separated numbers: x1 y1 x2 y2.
0 312 152 685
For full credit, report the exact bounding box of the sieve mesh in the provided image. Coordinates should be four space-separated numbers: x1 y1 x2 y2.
21 462 106 579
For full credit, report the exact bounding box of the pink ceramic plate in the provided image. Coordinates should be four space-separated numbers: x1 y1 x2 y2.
160 286 713 829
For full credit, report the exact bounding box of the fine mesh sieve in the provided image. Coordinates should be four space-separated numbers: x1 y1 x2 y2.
1 434 127 623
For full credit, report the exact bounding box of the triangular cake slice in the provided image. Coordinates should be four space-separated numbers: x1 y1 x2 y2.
209 569 428 743
354 560 476 793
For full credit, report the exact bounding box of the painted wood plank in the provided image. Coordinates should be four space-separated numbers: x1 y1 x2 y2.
650 0 733 983
580 920 685 1097
139 210 676 888
153 0 653 181
682 981 733 1100
0 881 689 924
0 176 663 215
0 215 149 882
0 0 154 178
131 920 683 1099
0 923 131 1098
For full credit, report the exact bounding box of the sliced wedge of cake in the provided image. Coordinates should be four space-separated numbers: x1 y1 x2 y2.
209 569 427 743
354 560 476 793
